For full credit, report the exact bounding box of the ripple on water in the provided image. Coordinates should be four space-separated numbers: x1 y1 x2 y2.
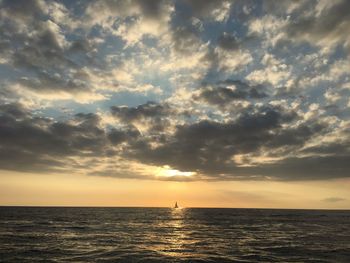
0 207 350 262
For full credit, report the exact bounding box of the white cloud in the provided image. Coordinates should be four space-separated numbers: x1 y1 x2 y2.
85 0 174 46
246 66 291 86
215 47 253 73
210 1 232 22
324 89 341 103
248 15 287 47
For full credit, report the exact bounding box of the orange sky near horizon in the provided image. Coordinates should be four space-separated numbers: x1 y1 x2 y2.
1 171 349 210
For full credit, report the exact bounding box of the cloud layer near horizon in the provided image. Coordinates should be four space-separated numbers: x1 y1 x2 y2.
0 0 349 181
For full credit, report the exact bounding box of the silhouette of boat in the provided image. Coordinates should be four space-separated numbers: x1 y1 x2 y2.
174 201 179 209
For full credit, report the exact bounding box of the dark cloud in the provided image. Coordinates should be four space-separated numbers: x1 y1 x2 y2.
0 103 131 173
111 101 171 122
86 0 170 20
121 103 350 181
245 155 350 181
0 0 349 183
18 71 87 93
127 105 300 176
217 33 240 50
171 26 202 54
108 127 140 145
266 122 328 148
0 0 45 22
302 142 349 156
169 1 230 55
1 2 66 68
0 103 28 119
68 40 93 54
0 101 349 181
0 105 104 156
0 104 69 172
0 0 99 98
111 101 173 132
196 80 268 106
134 0 168 20
284 0 350 52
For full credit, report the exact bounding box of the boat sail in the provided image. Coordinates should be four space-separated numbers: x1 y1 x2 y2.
174 201 179 209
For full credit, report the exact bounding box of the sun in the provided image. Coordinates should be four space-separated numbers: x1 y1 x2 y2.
156 165 196 178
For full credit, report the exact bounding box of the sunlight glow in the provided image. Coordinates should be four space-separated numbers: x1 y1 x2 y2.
156 165 196 177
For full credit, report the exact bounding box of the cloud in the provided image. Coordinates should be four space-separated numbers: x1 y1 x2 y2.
284 0 350 53
0 0 110 104
184 0 232 22
322 197 346 203
110 101 178 135
246 53 291 86
0 0 349 183
111 101 172 122
217 32 240 51
126 105 301 177
0 99 349 181
0 103 116 173
85 0 174 45
195 79 268 107
247 155 350 181
108 127 141 145
0 104 105 153
251 0 350 54
119 101 350 181
213 46 253 73
171 26 203 54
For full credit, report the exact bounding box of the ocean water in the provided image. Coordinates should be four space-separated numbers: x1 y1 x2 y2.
0 207 349 262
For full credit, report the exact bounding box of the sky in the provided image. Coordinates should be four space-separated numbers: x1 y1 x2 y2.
0 0 349 209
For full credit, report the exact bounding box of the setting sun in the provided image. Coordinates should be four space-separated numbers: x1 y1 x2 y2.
156 165 196 178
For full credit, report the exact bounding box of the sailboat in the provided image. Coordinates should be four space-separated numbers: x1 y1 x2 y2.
174 201 179 209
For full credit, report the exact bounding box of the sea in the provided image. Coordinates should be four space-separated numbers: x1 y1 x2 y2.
0 207 349 262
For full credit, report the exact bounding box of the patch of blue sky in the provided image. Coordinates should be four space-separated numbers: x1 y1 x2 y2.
0 64 19 82
60 0 87 16
101 90 165 110
141 36 159 48
272 41 316 60
37 105 75 122
172 0 192 22
95 35 126 59
329 45 349 62
204 66 248 86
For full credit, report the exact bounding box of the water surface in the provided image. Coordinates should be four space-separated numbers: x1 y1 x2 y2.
0 207 349 262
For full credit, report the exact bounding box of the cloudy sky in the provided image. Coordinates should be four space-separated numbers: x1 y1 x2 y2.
0 0 349 208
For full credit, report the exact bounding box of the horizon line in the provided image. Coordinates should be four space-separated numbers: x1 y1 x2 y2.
0 205 349 211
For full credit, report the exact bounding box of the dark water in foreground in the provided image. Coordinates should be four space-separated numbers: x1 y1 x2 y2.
0 207 350 262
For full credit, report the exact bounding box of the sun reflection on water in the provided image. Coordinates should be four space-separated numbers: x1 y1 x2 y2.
161 207 188 257
143 207 194 259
